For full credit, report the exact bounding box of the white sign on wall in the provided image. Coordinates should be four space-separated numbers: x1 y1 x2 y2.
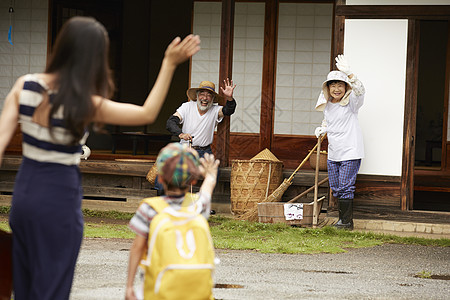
344 19 408 176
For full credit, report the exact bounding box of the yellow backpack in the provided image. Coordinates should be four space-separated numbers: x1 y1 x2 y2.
140 194 215 300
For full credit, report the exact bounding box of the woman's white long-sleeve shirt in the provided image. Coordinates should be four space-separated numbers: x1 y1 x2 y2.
324 78 365 162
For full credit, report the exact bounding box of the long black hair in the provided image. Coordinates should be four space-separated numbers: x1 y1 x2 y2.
45 16 114 144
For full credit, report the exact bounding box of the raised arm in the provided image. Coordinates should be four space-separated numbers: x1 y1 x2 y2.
0 76 24 164
218 78 237 119
93 35 201 126
198 153 220 197
335 54 365 96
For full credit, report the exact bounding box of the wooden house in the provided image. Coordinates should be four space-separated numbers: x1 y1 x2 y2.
0 0 449 214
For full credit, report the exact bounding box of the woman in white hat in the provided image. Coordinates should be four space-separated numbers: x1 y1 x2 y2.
314 55 366 230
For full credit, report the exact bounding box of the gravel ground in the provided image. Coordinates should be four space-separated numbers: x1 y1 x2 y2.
70 238 450 300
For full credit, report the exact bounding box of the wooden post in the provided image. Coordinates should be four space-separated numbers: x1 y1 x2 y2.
401 20 419 211
216 0 235 167
259 0 278 150
313 136 322 227
332 0 346 65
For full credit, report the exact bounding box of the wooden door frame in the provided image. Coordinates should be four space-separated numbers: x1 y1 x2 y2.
213 2 450 210
443 22 450 172
402 20 419 211
336 5 450 211
215 0 336 164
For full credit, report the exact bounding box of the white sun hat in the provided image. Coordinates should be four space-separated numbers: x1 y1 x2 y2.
316 70 352 111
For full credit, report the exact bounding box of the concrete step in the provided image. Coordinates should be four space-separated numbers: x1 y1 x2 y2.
312 217 450 239
212 202 450 239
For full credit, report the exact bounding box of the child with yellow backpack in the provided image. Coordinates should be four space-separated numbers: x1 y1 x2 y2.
125 142 219 300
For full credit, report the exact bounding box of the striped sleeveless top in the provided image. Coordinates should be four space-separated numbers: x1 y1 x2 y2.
18 74 87 166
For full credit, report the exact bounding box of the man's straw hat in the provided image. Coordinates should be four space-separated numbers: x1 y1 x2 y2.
187 81 223 103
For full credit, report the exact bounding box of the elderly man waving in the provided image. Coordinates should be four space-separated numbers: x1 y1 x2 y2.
166 78 237 157
151 79 236 196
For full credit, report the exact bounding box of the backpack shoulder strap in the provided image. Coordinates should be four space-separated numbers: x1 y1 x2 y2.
182 193 199 206
181 193 203 214
142 197 169 214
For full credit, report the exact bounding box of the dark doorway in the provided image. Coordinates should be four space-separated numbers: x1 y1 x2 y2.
414 20 447 169
49 0 125 152
48 0 193 157
413 190 450 212
49 0 123 98
413 20 450 212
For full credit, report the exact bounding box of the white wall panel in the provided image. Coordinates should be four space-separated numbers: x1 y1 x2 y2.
0 0 48 111
275 3 333 136
344 19 408 176
192 2 264 134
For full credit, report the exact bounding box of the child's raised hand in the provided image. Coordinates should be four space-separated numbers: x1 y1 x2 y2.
199 153 220 182
164 34 201 66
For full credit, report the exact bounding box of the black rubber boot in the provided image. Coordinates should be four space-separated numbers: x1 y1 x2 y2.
333 198 353 230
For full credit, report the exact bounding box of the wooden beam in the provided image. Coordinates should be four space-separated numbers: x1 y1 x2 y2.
414 186 450 193
260 0 278 150
332 0 346 64
401 20 420 211
415 171 450 187
216 0 235 167
0 156 152 177
336 5 450 19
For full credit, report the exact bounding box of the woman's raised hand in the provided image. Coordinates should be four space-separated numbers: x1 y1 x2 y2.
164 34 201 66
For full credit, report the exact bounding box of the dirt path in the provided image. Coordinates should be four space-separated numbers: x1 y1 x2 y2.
71 239 450 300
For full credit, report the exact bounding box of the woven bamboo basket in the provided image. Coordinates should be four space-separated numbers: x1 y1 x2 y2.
230 159 283 216
146 164 158 185
309 150 328 171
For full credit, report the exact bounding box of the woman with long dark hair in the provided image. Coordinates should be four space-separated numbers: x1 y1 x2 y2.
0 16 200 299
